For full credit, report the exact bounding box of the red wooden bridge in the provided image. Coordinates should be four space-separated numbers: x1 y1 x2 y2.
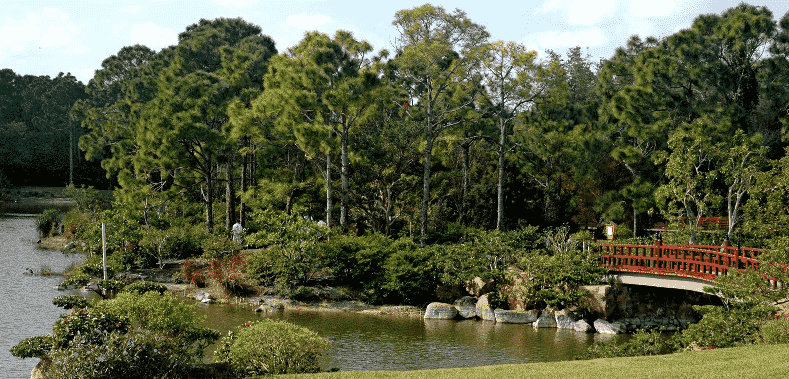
598 240 781 292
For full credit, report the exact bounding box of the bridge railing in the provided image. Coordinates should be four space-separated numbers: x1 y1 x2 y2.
598 240 778 286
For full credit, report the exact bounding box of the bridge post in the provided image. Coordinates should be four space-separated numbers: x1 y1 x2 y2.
653 239 662 269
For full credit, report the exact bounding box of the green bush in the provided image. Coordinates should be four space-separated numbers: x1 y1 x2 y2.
214 319 328 376
124 281 168 295
52 295 89 309
62 184 103 213
36 208 62 238
377 239 437 305
674 304 774 349
202 235 242 259
507 249 608 309
91 292 211 337
580 329 674 359
311 233 393 288
760 315 789 344
10 335 53 359
46 330 199 379
245 244 321 296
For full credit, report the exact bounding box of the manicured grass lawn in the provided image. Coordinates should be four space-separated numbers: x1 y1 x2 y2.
268 343 789 379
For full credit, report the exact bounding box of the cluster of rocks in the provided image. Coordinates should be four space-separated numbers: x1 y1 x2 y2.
424 296 610 333
195 291 216 304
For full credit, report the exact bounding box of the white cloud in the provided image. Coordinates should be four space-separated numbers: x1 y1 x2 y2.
0 8 89 58
129 22 178 48
630 0 675 18
119 5 143 14
284 13 331 30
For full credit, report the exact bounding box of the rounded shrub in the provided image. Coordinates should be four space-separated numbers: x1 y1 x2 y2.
124 281 168 295
214 319 328 376
761 315 789 344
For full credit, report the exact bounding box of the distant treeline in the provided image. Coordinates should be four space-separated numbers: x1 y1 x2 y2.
0 70 109 188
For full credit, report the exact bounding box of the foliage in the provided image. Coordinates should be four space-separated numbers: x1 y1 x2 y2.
214 319 328 376
46 330 201 379
123 281 168 295
580 329 673 359
62 184 104 213
760 314 789 344
202 234 242 259
377 239 437 305
35 208 62 238
9 335 53 359
52 295 90 309
91 291 212 337
507 248 608 309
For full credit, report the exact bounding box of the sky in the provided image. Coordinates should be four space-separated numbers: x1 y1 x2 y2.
3 0 789 85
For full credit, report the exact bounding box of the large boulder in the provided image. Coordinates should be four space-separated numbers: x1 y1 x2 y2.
532 313 558 328
475 294 496 321
424 302 458 319
494 309 539 324
466 276 495 297
594 319 625 334
573 319 593 333
454 296 478 319
555 309 577 329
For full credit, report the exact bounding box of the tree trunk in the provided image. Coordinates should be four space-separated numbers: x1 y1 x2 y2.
497 117 505 230
326 152 332 227
421 132 434 245
205 161 214 233
239 139 247 228
461 142 470 223
225 157 236 232
340 128 349 232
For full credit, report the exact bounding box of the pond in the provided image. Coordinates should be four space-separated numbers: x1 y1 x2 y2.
2 214 620 377
195 299 618 371
0 215 87 379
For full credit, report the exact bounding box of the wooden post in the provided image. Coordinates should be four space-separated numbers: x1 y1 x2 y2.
102 223 107 281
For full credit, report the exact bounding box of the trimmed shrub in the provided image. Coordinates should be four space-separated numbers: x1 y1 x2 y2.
124 281 168 295
46 330 198 379
52 295 89 309
580 329 674 359
760 314 789 344
214 319 328 376
10 336 53 359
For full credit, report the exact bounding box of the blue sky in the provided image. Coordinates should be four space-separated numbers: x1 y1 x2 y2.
2 1 789 84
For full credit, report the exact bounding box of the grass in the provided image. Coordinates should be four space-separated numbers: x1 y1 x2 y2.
266 343 789 379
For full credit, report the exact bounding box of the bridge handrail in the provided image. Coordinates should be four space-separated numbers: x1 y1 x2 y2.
598 240 779 287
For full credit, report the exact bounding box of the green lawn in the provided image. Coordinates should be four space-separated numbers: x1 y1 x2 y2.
267 343 789 379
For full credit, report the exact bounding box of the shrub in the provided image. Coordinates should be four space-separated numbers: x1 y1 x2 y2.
35 208 62 238
124 281 168 295
580 329 674 359
760 314 789 344
214 319 328 376
62 184 103 213
52 295 89 309
46 330 199 379
202 235 241 259
10 336 53 359
52 308 130 349
91 292 211 337
209 253 255 296
378 240 437 305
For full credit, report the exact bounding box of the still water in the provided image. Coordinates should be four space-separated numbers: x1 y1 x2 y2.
3 215 615 377
196 304 616 372
0 215 87 379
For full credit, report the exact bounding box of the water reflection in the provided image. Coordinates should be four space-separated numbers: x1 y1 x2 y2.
196 304 605 372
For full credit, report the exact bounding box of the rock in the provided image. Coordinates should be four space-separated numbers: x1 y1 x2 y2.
532 313 558 328
573 319 593 333
555 309 577 329
466 276 495 297
63 241 77 251
475 294 496 321
424 302 458 319
256 303 284 313
196 292 216 303
494 309 539 324
594 319 625 334
454 296 478 319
